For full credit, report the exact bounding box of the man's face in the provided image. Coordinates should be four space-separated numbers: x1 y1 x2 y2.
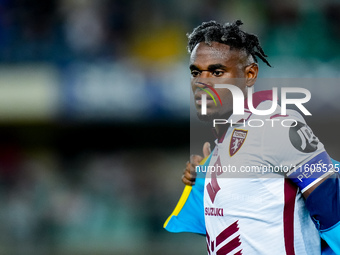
190 41 255 121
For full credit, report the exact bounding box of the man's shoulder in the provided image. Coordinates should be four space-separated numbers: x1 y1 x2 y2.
256 100 306 123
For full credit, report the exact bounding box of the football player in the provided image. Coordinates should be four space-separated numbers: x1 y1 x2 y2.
164 20 340 255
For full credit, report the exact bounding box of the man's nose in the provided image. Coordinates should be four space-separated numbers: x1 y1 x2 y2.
194 81 205 88
200 70 211 78
194 81 213 90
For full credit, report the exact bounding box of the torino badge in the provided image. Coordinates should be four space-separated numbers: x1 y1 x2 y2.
229 129 248 157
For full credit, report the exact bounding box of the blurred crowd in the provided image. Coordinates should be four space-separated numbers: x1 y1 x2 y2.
0 136 192 254
0 0 340 64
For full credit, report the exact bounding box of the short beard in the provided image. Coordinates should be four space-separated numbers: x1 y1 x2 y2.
196 112 223 122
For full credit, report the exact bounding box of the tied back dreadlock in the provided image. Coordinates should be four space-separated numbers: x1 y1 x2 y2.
187 20 271 67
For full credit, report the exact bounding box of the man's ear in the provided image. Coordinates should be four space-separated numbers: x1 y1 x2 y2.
245 63 258 87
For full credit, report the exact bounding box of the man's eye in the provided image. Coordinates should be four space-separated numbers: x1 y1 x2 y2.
191 70 201 77
212 70 224 77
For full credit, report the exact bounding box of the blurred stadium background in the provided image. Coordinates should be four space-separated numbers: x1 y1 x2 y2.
0 0 339 254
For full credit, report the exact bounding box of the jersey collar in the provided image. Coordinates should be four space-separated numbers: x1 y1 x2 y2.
213 90 275 142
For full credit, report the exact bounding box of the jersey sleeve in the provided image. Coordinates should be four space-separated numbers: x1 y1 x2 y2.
261 110 329 177
262 110 340 253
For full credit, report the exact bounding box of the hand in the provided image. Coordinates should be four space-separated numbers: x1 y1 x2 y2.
182 142 211 186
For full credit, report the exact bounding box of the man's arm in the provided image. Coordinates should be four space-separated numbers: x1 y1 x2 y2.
261 111 340 253
304 159 340 254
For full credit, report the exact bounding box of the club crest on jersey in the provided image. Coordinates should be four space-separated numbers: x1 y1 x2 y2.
229 129 248 157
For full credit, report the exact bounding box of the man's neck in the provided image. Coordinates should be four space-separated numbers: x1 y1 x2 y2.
214 123 230 141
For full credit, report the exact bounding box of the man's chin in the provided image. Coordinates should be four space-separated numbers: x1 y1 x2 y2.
196 112 221 122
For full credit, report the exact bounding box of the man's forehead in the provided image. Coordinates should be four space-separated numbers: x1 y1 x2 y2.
189 41 243 64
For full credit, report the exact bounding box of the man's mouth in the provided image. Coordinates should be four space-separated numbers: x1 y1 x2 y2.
195 93 215 106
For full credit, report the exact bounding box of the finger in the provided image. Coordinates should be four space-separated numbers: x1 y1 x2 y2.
184 166 196 179
202 142 211 158
185 161 194 174
190 154 203 166
182 174 195 186
182 161 197 186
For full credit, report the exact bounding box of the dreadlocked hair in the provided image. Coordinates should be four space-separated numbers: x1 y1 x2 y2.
187 20 271 67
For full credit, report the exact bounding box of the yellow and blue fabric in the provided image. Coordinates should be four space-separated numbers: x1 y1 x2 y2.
163 154 211 234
